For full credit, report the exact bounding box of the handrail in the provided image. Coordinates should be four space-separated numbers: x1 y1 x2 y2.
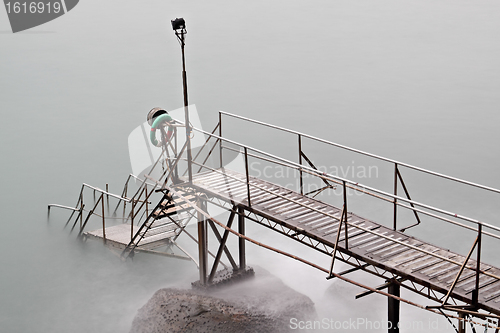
219 111 500 195
221 144 500 238
188 123 500 235
47 204 79 211
82 183 131 202
188 160 500 281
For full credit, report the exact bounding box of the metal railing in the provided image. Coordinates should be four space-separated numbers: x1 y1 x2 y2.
178 111 500 308
49 110 500 309
48 148 177 244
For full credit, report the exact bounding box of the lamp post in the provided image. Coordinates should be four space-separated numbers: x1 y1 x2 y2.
171 17 192 183
172 18 206 285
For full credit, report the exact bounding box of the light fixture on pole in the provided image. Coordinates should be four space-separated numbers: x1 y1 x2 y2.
171 17 192 183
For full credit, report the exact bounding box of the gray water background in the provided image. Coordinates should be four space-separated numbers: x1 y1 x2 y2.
1 1 500 332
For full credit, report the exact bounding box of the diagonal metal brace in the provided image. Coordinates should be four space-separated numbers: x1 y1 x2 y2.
355 277 406 299
208 211 239 276
442 236 479 305
300 151 336 190
327 205 346 279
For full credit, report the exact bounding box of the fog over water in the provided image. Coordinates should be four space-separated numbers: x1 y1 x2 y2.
1 1 500 332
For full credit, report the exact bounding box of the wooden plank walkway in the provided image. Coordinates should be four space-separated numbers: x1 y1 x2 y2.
186 168 500 315
86 223 176 250
85 195 196 251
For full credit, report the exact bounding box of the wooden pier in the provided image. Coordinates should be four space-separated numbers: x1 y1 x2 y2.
186 168 500 316
46 24 500 331
51 110 500 332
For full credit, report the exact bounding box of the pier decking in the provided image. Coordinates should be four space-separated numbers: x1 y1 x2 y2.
185 168 500 316
52 110 500 331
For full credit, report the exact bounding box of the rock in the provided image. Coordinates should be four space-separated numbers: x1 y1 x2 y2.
130 266 316 333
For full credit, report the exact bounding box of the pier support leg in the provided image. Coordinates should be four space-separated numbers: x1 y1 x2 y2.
458 313 466 333
388 282 400 333
197 200 208 285
238 206 246 270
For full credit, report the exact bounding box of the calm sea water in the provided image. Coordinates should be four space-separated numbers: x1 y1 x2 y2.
1 1 500 332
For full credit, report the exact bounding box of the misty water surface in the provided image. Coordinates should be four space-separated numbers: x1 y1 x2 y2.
1 1 500 332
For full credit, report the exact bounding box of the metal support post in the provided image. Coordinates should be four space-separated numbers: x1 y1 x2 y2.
388 281 400 333
298 134 303 195
145 185 149 216
458 312 466 333
343 181 348 249
130 199 134 241
393 163 398 231
219 112 223 168
238 206 246 270
473 224 482 306
106 183 109 211
122 185 127 221
197 199 208 285
244 147 251 207
79 192 83 230
101 194 106 243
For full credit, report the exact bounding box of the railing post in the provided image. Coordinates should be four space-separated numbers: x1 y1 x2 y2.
393 163 398 231
130 199 134 242
473 223 482 306
79 192 83 230
298 134 303 195
174 126 179 181
106 183 109 211
101 194 106 243
244 147 251 207
123 184 128 221
219 112 223 168
145 185 149 217
343 180 348 249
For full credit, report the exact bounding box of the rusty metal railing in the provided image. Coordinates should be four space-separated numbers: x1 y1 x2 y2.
49 109 500 312
172 111 500 312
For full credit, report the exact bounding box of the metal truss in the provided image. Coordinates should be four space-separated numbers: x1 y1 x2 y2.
199 193 500 330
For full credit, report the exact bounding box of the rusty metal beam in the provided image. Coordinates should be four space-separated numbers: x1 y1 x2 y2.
197 199 208 285
208 209 238 283
442 237 479 305
238 205 246 270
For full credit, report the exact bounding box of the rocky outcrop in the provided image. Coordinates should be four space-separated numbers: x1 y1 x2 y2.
130 267 316 333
